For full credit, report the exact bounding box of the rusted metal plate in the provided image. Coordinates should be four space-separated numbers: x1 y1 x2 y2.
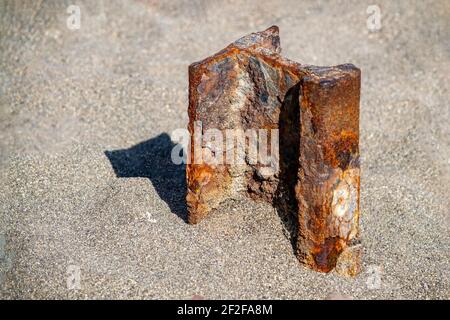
296 65 361 275
187 26 302 223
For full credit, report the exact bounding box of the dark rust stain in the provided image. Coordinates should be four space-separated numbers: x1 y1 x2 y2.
312 237 345 273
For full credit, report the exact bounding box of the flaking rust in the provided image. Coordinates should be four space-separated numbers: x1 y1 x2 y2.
296 65 361 275
187 26 361 276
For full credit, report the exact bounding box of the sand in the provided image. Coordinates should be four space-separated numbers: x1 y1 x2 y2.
0 0 449 299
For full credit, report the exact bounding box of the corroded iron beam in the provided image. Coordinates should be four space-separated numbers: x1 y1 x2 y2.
186 26 360 275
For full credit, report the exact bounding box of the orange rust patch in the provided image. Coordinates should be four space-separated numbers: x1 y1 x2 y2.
323 130 358 169
311 237 345 273
187 164 213 193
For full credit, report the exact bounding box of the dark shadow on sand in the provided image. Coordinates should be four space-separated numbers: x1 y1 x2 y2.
104 133 187 222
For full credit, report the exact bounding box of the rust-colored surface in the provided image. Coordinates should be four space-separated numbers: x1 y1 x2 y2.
296 65 361 274
187 26 302 224
187 26 361 275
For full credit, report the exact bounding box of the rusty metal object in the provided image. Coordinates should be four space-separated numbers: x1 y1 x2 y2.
296 65 361 275
187 26 301 223
187 26 361 275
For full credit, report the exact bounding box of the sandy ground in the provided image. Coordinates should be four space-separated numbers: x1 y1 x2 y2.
0 0 449 299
